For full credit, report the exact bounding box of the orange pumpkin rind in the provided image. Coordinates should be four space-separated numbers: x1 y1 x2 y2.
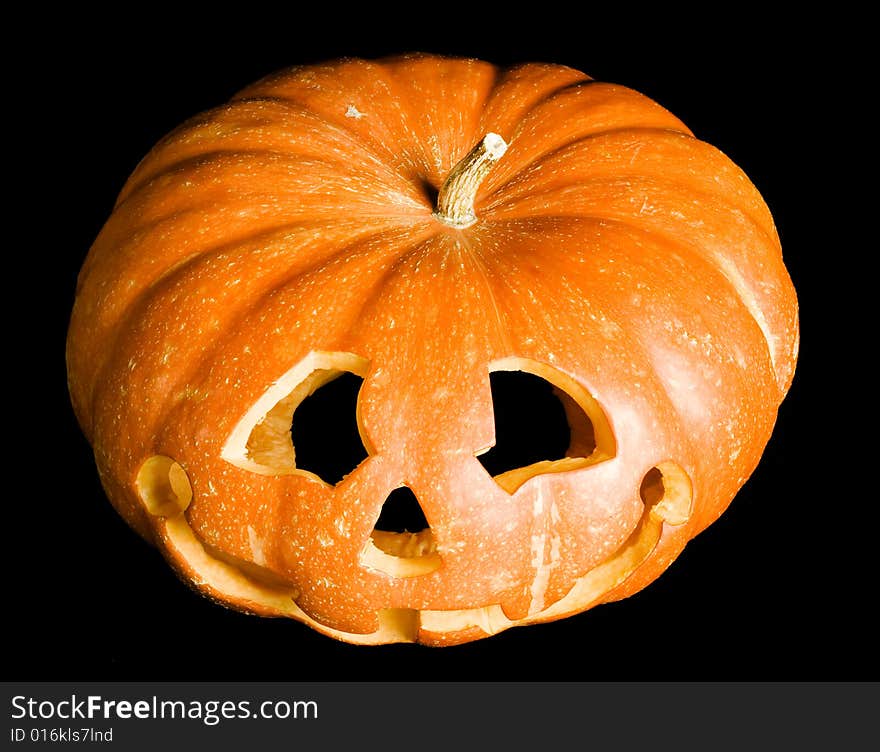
68 55 798 645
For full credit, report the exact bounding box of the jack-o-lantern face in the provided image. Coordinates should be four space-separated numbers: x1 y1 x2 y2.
68 55 797 645
136 347 693 645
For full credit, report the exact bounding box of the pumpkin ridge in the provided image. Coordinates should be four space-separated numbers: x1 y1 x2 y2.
116 96 426 210
77 220 397 431
481 81 691 196
503 80 671 140
85 185 427 334
477 64 591 140
487 177 779 270
476 226 704 441
116 150 426 222
454 230 517 355
482 127 689 204
482 181 792 385
75 220 389 424
486 175 782 289
484 132 778 250
221 94 423 186
152 224 438 434
708 253 784 386
117 147 422 216
622 200 786 382
488 127 697 204
234 58 436 186
89 223 433 442
467 216 776 530
482 213 779 404
252 90 432 192
381 56 501 184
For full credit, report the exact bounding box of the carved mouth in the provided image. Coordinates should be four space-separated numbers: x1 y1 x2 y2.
420 465 690 639
137 455 692 645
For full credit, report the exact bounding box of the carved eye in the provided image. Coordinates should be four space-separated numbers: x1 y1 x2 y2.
221 351 371 485
290 371 368 484
476 358 615 493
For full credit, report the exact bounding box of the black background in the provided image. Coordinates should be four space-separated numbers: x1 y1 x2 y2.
12 13 869 681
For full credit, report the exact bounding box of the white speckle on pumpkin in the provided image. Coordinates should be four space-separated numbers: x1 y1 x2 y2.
345 105 365 119
247 525 267 565
316 531 333 548
599 320 621 340
529 485 561 616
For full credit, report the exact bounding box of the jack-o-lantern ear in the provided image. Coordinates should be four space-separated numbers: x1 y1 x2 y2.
477 358 615 493
221 351 371 484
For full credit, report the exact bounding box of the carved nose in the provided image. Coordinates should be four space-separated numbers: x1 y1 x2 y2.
374 486 429 533
360 486 440 578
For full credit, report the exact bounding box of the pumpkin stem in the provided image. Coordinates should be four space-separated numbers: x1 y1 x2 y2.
435 133 508 228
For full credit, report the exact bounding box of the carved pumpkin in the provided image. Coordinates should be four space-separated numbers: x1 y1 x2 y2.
66 54 798 645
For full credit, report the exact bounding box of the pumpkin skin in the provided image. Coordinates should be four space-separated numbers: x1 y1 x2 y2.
67 54 798 646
